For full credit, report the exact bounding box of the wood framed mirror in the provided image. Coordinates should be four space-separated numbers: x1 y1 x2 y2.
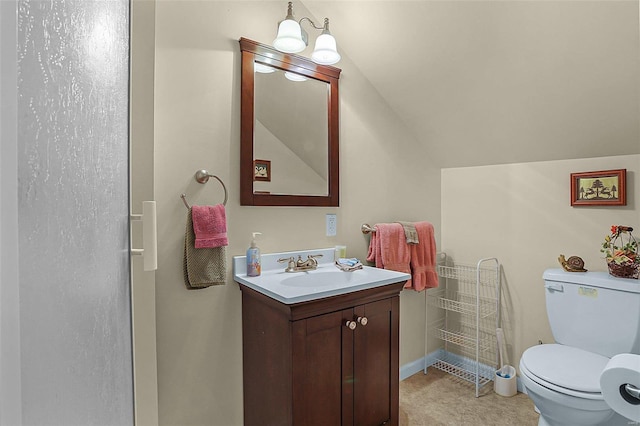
239 38 341 206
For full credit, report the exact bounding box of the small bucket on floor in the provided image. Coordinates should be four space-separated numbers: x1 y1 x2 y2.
494 365 517 397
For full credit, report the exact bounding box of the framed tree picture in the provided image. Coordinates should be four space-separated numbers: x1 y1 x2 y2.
570 169 626 206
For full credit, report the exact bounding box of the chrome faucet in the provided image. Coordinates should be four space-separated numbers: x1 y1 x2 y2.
278 254 324 272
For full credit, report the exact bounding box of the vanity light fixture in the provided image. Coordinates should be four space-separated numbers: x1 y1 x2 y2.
273 2 341 65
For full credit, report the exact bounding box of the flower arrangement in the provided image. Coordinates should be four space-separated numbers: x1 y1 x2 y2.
601 225 639 279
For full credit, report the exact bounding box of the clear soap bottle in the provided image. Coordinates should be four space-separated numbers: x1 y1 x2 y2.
246 232 262 277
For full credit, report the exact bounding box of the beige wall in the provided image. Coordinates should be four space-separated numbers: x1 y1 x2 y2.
441 155 639 372
153 2 439 424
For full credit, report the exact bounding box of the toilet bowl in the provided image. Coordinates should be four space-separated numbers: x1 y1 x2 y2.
519 344 614 426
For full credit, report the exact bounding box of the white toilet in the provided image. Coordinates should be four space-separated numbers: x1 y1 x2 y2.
519 269 640 426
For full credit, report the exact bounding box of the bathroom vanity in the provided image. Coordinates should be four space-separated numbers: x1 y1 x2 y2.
233 249 410 426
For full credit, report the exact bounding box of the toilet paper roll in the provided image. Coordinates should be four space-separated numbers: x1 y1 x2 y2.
600 354 640 422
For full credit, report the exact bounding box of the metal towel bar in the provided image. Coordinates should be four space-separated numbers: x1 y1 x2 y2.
361 223 376 234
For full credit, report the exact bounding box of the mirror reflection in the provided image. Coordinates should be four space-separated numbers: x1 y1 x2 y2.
254 63 329 196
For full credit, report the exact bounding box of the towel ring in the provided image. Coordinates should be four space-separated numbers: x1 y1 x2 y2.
180 169 228 209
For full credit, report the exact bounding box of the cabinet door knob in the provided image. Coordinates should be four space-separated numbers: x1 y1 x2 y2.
345 320 357 330
357 316 368 326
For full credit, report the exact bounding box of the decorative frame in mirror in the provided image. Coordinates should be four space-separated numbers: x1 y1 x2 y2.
239 37 341 206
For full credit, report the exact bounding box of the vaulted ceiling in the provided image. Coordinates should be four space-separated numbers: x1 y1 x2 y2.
304 1 639 168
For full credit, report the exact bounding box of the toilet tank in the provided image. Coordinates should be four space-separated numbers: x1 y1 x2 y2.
543 269 640 357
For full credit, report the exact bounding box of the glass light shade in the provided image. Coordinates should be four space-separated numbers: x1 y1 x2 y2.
254 62 276 73
284 72 307 82
311 33 340 65
273 19 305 53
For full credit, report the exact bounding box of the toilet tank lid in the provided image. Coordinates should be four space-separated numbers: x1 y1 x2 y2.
543 269 640 294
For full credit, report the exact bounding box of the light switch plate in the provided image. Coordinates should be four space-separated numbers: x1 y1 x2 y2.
326 214 337 237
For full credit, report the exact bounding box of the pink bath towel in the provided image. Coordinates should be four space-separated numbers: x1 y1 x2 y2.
191 204 228 248
408 221 439 291
366 223 412 287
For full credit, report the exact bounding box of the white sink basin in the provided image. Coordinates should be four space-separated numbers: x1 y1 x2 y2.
232 248 411 304
281 270 355 288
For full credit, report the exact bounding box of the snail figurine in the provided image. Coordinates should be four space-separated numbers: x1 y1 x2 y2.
558 255 587 272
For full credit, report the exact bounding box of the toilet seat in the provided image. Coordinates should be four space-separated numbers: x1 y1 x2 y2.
521 344 610 400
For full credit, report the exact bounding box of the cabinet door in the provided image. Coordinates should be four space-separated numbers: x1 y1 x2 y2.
292 309 349 426
353 298 399 426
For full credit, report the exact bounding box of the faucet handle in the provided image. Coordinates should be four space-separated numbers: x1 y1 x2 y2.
278 257 297 272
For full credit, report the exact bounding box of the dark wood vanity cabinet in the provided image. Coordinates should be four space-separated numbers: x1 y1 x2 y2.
240 281 405 426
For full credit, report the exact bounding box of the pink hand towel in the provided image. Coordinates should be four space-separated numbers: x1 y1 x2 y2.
366 227 382 267
408 221 439 291
191 204 228 248
367 223 412 286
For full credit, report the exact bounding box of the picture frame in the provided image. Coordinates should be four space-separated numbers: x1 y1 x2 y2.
253 159 271 182
570 169 626 206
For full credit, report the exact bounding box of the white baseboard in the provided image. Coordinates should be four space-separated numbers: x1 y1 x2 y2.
399 357 425 380
401 350 525 394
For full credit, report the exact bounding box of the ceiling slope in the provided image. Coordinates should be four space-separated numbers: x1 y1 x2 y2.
305 1 639 168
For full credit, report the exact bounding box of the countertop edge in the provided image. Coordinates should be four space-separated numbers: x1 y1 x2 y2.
235 271 410 304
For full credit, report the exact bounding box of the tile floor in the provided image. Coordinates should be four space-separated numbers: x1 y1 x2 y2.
399 367 539 425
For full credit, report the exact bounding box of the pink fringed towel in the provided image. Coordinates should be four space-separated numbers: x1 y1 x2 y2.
367 221 438 291
191 204 228 248
409 222 439 291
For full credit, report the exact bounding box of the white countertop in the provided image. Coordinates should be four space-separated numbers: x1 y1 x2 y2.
233 248 411 304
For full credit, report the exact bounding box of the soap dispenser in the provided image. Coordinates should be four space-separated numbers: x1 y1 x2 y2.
246 232 262 277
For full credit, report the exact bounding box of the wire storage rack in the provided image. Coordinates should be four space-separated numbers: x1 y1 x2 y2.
425 255 501 397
